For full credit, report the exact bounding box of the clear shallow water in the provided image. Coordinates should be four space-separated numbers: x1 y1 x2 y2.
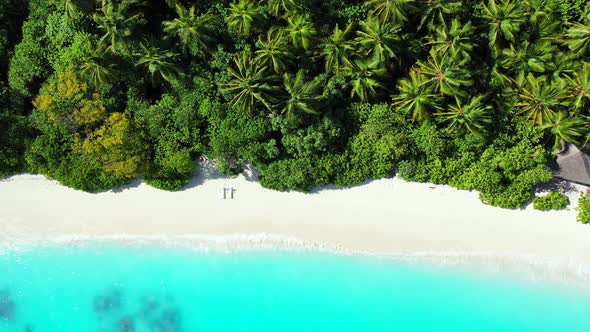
1 244 590 332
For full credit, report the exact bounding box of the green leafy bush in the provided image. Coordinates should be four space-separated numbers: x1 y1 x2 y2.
577 195 590 224
533 191 570 211
259 158 329 192
143 175 192 191
8 0 53 96
25 135 129 191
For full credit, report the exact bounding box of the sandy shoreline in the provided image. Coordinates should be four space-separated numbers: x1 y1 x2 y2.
1 168 590 267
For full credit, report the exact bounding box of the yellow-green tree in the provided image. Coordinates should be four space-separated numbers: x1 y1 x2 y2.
33 67 148 180
33 67 106 131
77 112 148 179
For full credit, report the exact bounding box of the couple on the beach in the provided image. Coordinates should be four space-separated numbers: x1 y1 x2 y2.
219 185 235 199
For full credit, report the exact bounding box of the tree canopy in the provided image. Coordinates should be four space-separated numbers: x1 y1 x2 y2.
1 0 589 210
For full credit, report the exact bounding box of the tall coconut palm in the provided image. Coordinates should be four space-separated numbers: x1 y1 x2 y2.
267 0 305 17
319 24 355 75
525 0 560 41
161 0 178 8
564 19 590 56
286 15 316 50
541 112 587 150
392 70 443 122
514 74 565 126
481 0 525 56
135 43 181 85
435 95 493 136
498 40 555 84
222 52 277 114
279 70 322 122
93 1 145 55
585 119 590 147
64 0 94 19
80 55 117 87
365 0 417 24
355 17 400 65
426 18 474 60
163 5 216 56
522 0 558 24
227 0 260 36
255 27 292 74
415 49 473 97
564 62 590 113
418 0 462 32
547 52 576 80
344 59 386 102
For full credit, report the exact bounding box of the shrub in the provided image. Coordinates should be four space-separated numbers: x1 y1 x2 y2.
259 157 329 192
143 176 192 191
577 195 590 224
533 191 570 211
8 0 53 96
25 134 130 192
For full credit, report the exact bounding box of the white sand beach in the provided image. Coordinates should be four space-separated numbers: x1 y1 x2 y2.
1 167 590 267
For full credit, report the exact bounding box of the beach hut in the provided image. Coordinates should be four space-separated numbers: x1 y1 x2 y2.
554 144 590 186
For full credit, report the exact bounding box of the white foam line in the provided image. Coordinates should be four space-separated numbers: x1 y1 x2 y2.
2 234 590 288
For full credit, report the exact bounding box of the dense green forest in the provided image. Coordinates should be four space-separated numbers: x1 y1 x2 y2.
1 0 590 209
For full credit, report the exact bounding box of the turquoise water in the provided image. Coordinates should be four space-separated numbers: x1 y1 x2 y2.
1 244 590 331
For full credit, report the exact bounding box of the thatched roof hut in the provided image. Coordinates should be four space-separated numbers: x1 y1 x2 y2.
555 144 590 186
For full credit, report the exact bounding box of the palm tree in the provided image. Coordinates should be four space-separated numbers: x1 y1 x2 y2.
426 18 474 60
135 43 181 85
267 0 305 17
227 0 260 36
435 95 492 136
80 55 117 87
286 15 316 50
222 52 277 114
564 20 590 56
564 62 590 113
365 0 417 24
344 60 385 102
93 1 145 55
541 112 587 150
255 27 292 74
415 49 473 97
418 0 462 32
514 74 565 126
481 0 525 57
522 0 558 24
355 17 400 65
584 119 590 147
279 70 322 122
547 52 576 80
64 0 94 19
525 0 560 40
319 24 355 75
162 0 180 8
163 5 216 56
498 40 555 84
392 70 443 122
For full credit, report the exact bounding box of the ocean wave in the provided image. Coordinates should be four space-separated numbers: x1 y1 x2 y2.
1 233 590 289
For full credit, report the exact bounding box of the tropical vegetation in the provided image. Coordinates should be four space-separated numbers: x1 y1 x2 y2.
1 0 590 209
578 194 590 223
532 191 570 211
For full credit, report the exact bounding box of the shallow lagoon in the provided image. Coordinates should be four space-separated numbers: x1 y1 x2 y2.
1 243 590 332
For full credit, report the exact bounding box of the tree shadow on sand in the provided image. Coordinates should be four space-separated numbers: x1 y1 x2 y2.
535 178 581 194
311 178 379 194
